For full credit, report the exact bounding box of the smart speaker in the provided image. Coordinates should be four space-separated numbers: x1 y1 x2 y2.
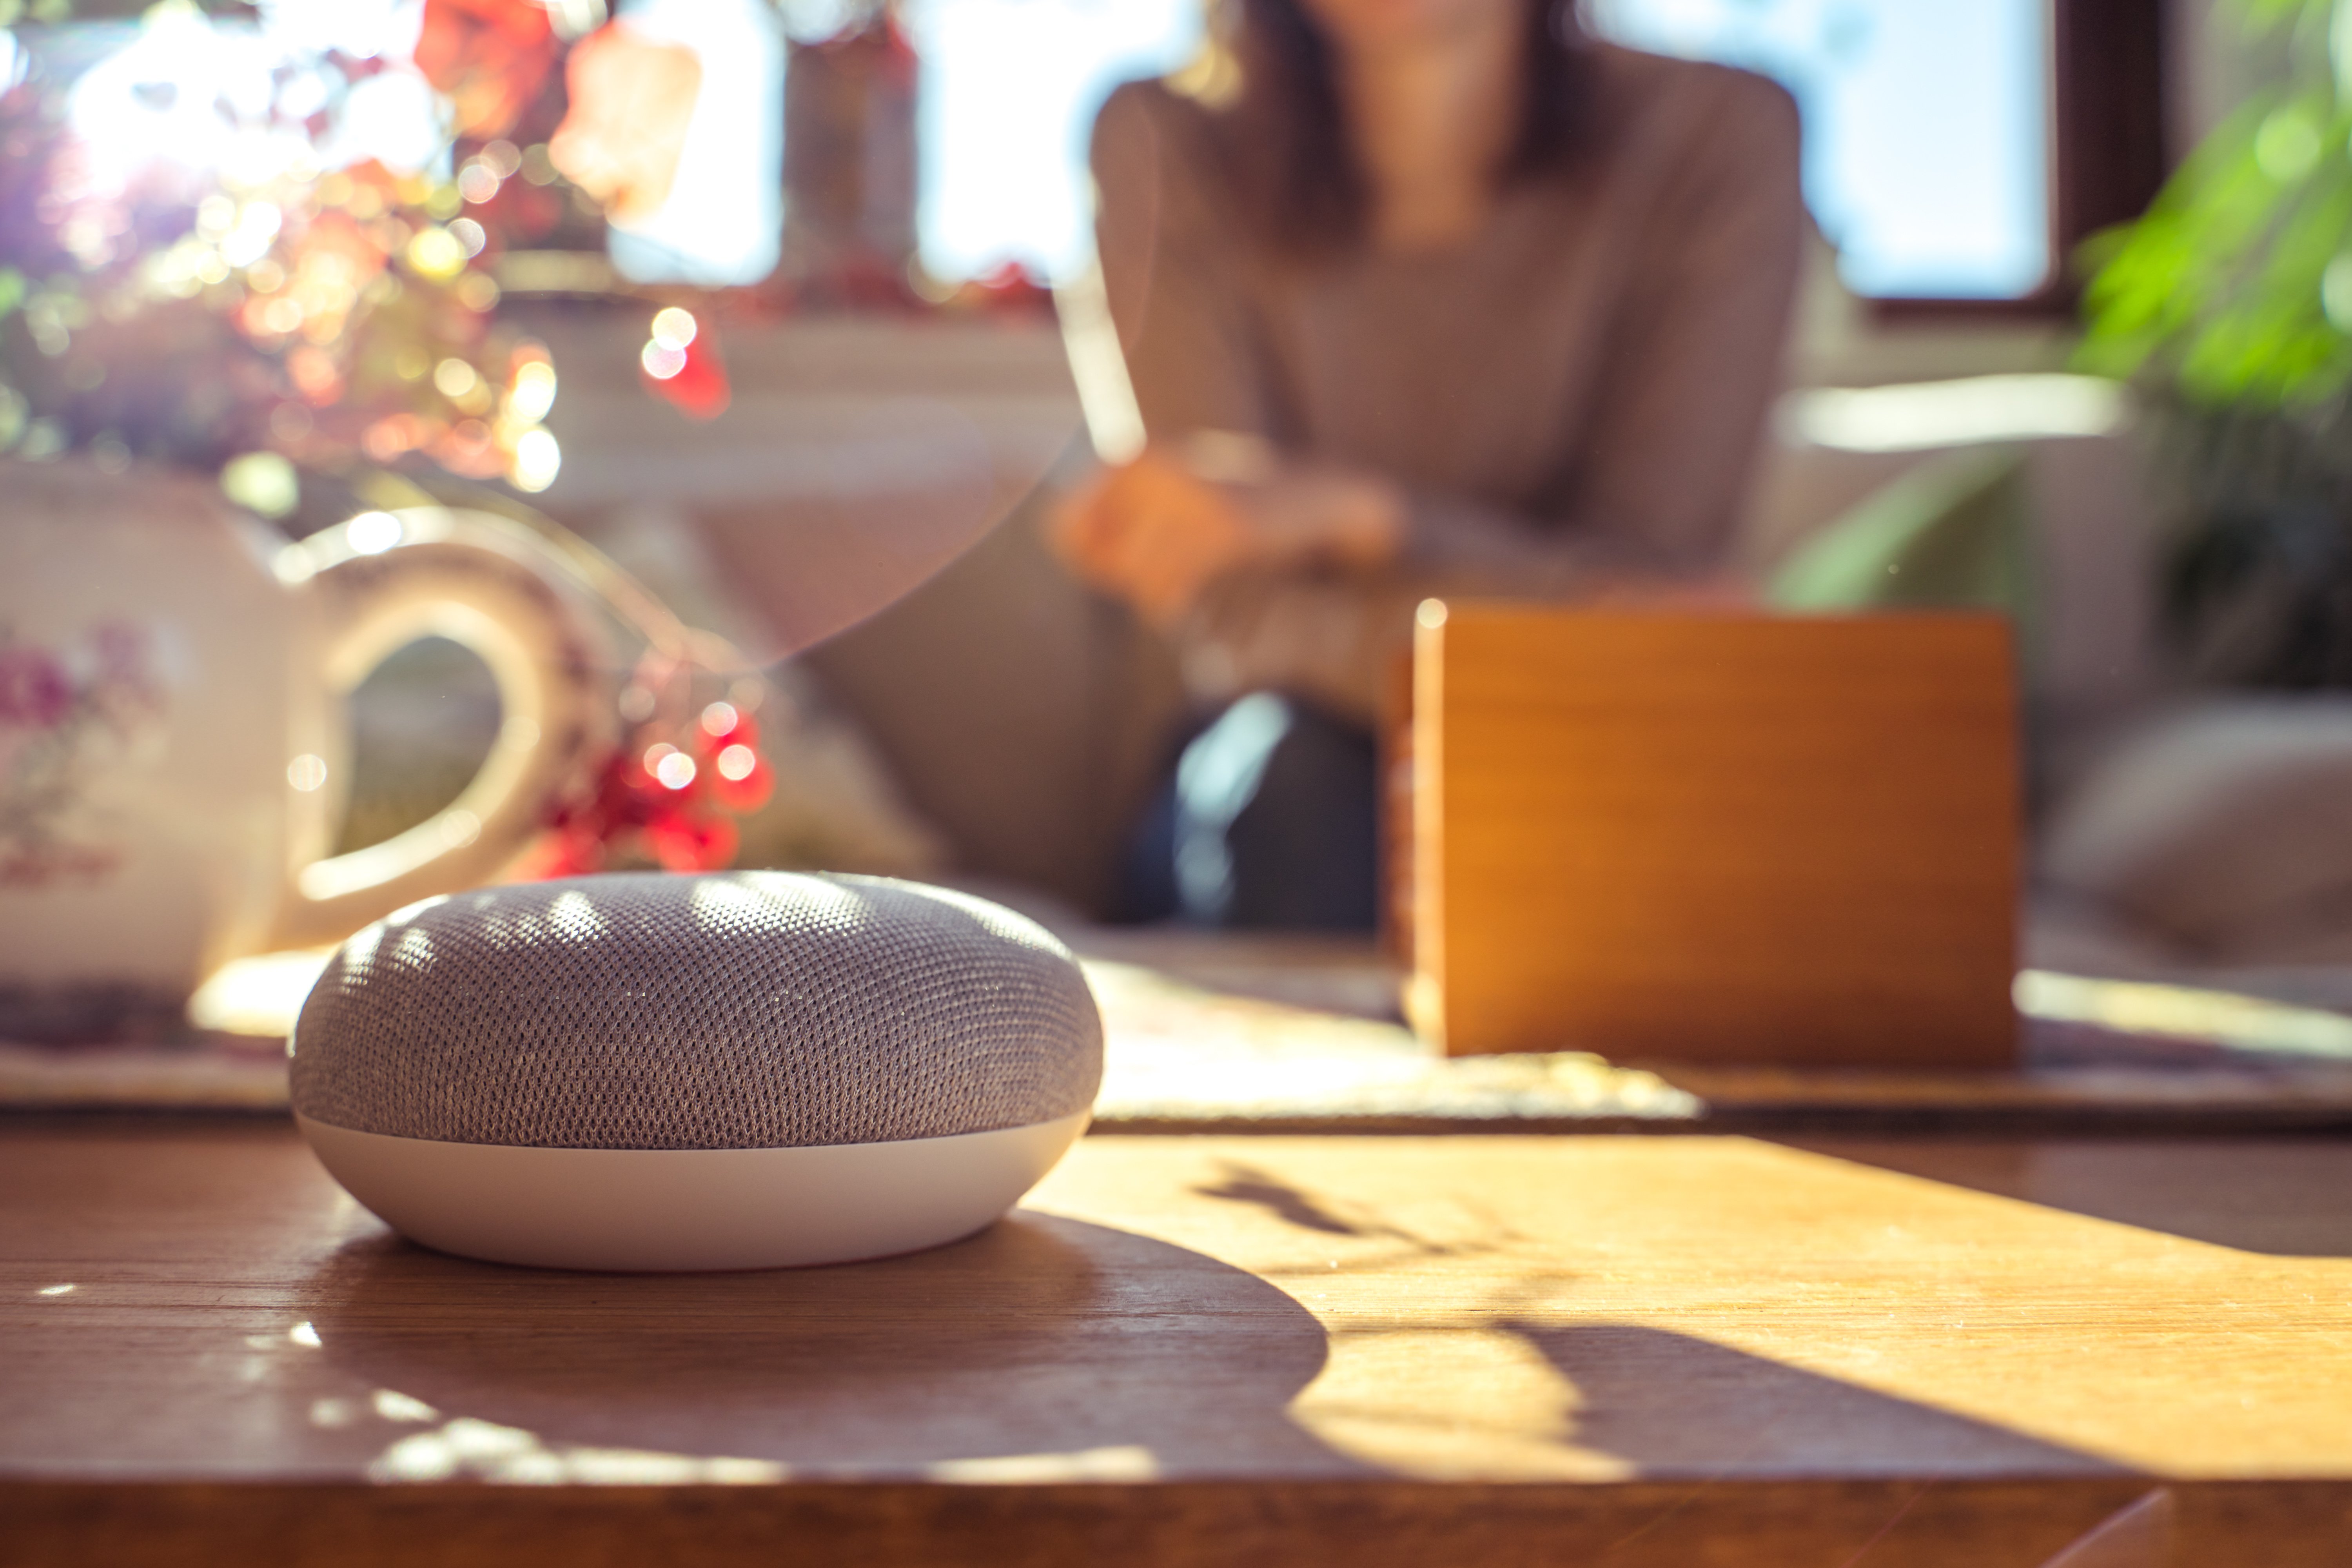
290 872 1101 1272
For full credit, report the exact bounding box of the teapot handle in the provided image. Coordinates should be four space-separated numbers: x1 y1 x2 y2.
269 507 615 949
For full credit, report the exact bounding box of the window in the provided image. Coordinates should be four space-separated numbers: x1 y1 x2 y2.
604 0 786 288
1599 0 2169 311
904 0 1202 284
906 0 2164 311
1590 0 2053 300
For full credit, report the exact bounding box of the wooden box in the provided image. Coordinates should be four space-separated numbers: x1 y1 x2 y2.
1404 605 2020 1067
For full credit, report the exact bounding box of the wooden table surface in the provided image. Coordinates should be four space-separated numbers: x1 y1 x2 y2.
7 1120 2352 1565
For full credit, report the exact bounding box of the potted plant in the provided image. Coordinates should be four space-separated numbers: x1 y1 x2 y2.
2079 0 2352 686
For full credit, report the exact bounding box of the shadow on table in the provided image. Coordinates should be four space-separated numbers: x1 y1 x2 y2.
297 1165 2156 1531
1183 1165 2129 1509
298 1210 1365 1479
1507 1321 2117 1479
1492 1323 2145 1568
1787 1139 2352 1257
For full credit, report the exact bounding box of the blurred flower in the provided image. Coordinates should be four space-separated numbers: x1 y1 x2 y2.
0 645 70 730
287 345 343 404
0 0 665 494
362 412 430 461
412 0 557 140
548 22 701 229
648 812 738 871
434 416 504 477
533 703 759 876
701 706 770 812
638 306 729 418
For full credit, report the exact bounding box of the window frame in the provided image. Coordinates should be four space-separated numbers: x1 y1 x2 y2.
1869 0 2170 320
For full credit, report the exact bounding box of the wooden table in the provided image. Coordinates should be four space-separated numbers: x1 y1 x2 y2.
7 1120 2352 1564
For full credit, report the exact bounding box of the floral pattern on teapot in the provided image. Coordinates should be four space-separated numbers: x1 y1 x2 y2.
0 622 169 889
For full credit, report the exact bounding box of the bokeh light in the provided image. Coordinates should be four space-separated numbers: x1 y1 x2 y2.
405 227 466 280
650 308 698 350
509 361 559 423
509 427 561 492
346 511 403 554
220 451 299 518
640 340 687 380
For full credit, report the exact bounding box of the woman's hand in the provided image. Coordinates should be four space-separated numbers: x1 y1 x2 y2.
1051 436 1406 627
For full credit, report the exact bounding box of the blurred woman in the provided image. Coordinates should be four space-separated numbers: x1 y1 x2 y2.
1056 0 1804 927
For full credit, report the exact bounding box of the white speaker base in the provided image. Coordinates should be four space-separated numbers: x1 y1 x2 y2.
298 1112 1089 1272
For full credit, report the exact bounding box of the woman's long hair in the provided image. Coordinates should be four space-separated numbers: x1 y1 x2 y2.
1189 0 1596 254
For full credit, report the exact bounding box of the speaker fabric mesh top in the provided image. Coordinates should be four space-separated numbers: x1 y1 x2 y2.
290 873 1102 1151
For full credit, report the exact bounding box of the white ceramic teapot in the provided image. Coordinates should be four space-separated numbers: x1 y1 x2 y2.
0 459 616 1041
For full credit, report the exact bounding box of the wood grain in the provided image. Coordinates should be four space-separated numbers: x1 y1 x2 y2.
1410 605 2021 1065
7 1122 2352 1562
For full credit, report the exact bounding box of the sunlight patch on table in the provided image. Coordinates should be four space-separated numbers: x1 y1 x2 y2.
926 1445 1160 1483
1084 959 1698 1123
371 1388 439 1423
369 1416 784 1485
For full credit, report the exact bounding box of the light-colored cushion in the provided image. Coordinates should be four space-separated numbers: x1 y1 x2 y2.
1747 426 2163 723
2039 696 2352 956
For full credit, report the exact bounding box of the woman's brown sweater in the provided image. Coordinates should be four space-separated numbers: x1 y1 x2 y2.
1089 43 1805 720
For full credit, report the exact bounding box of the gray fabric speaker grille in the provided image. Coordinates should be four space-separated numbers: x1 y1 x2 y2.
290 872 1102 1150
